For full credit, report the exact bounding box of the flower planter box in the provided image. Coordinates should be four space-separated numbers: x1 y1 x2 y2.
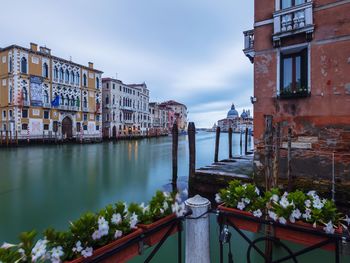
275 221 342 251
137 214 178 246
66 228 143 263
217 205 260 233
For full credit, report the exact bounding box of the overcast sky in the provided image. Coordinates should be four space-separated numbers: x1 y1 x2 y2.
0 0 254 128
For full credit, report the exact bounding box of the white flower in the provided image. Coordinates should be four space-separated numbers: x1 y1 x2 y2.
163 201 169 210
72 241 83 253
123 202 128 213
92 230 101 240
307 190 316 197
302 209 312 220
237 201 245 210
243 198 250 204
81 247 93 258
172 202 179 213
305 199 311 208
268 210 278 221
95 216 109 238
279 196 290 209
143 205 149 213
279 217 287 224
163 191 170 198
31 239 48 262
114 230 123 239
215 193 221 203
111 213 122 225
242 184 247 189
172 202 186 217
50 246 64 263
253 209 262 218
313 198 324 209
1 242 17 249
344 215 350 225
182 189 188 196
271 194 279 203
175 193 182 203
255 187 260 196
323 221 335 234
289 209 301 223
160 208 164 214
130 212 138 229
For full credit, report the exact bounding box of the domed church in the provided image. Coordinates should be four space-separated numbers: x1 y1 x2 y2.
217 103 253 132
227 104 239 119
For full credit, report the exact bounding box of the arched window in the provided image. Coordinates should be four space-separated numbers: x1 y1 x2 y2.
43 63 49 78
61 95 65 105
76 72 80 85
22 87 28 101
96 77 100 89
44 90 49 103
21 57 27 74
71 97 75 106
106 95 109 105
71 72 75 84
65 69 69 83
54 66 58 79
9 57 13 73
83 74 87 86
66 96 70 106
83 97 87 107
113 112 115 121
59 68 64 82
9 86 13 103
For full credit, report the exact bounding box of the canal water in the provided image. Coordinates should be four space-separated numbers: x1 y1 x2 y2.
0 132 345 262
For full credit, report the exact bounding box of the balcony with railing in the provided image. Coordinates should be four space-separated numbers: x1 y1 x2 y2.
273 1 314 46
82 106 89 112
43 102 51 108
243 30 255 63
23 100 30 107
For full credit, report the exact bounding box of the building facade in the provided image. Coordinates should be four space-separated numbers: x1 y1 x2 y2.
102 78 150 137
158 100 188 132
149 102 175 135
0 43 102 140
244 1 350 191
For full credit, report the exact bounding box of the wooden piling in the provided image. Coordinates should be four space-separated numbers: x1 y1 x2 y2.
0 131 2 145
245 127 248 155
9 131 12 145
214 126 220 163
272 123 281 187
6 131 8 146
287 128 292 191
240 130 242 155
188 122 196 182
228 127 233 159
172 123 178 190
15 131 18 145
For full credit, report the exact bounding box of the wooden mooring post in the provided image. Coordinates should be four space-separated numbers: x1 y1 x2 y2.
214 126 220 162
172 123 178 190
15 131 18 145
240 130 243 155
0 131 2 145
228 127 233 159
244 127 248 155
287 128 292 191
6 131 9 146
188 122 196 184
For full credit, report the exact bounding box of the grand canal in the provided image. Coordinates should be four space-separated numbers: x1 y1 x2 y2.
0 132 344 262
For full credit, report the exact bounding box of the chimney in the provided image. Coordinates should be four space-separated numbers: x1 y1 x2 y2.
30 43 38 52
88 62 94 69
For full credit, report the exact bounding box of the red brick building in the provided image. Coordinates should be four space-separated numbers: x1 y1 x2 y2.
244 0 350 198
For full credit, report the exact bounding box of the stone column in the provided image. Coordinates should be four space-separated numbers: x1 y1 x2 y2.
185 195 211 263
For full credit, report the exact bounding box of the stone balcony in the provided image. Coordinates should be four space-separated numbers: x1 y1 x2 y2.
273 1 314 46
243 29 254 63
43 102 51 108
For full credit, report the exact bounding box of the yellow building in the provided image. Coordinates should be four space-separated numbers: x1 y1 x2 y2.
0 43 103 140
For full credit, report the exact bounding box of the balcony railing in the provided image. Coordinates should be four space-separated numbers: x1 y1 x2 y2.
273 1 314 46
82 106 89 112
23 101 30 107
243 29 255 63
43 103 51 108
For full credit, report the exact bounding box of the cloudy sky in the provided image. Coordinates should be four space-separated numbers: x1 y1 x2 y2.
0 0 254 128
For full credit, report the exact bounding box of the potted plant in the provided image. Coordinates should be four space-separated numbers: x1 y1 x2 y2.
267 190 343 251
129 191 185 246
216 180 265 233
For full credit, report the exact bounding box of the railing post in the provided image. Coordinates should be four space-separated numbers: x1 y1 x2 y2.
188 122 196 182
214 127 220 162
185 195 211 263
172 123 178 190
228 127 233 159
245 127 248 155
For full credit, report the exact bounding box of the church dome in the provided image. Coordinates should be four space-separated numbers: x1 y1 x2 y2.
227 104 239 119
241 110 248 119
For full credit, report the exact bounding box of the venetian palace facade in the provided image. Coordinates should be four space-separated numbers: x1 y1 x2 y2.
102 78 150 137
0 43 102 140
244 1 350 192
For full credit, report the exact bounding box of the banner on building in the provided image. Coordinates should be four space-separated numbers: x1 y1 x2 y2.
30 76 43 107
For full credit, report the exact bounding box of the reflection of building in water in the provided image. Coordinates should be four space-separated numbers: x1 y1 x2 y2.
217 104 253 133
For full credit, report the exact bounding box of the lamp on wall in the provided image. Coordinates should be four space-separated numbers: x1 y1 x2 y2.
250 96 257 104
